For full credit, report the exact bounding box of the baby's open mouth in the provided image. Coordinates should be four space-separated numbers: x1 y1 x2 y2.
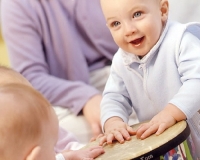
130 37 144 46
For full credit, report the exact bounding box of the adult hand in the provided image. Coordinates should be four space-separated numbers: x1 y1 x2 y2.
99 117 135 145
82 94 102 137
136 103 186 139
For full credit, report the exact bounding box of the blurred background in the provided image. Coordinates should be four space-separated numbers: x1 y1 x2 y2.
0 0 10 66
0 29 9 66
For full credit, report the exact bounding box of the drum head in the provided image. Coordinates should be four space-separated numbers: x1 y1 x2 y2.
83 121 190 160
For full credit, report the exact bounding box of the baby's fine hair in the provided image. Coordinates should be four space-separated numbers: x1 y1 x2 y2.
0 67 51 159
0 65 30 86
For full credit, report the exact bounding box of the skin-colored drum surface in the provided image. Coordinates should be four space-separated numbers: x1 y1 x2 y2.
83 121 190 160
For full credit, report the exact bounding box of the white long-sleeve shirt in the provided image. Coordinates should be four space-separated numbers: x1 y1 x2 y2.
101 20 200 157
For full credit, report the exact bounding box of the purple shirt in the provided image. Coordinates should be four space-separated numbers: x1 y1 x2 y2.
1 0 117 114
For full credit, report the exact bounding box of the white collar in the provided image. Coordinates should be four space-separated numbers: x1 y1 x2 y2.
121 20 169 65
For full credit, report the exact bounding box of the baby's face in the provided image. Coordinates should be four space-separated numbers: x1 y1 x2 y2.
101 0 168 57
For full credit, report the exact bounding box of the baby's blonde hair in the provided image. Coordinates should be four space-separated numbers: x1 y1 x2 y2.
0 66 31 85
0 66 51 159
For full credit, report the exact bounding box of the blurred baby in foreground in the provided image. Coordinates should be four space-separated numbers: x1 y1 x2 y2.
0 66 104 160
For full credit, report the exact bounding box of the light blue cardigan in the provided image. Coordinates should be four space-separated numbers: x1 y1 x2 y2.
101 20 200 156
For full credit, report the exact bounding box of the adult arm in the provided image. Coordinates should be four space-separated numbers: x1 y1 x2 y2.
1 0 100 114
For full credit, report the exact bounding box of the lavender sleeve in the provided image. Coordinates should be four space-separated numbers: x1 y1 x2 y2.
55 127 85 153
1 0 111 114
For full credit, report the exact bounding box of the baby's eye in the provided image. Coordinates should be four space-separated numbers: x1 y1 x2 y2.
111 21 121 27
133 11 142 18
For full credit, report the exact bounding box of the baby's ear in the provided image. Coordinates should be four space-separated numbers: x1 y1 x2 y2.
25 146 42 160
160 0 169 22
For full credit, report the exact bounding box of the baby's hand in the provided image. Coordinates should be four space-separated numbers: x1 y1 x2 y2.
136 104 186 140
136 109 178 140
99 117 135 145
62 146 105 160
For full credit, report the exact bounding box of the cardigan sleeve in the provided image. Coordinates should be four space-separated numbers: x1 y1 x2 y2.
169 31 200 119
1 0 100 114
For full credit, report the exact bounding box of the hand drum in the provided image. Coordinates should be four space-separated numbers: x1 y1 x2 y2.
83 120 190 160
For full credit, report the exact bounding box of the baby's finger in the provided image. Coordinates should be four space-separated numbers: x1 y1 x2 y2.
136 123 150 138
89 146 105 158
89 146 104 151
99 136 107 146
155 123 168 135
119 128 131 141
110 130 125 144
106 133 115 144
140 124 158 139
126 125 136 135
